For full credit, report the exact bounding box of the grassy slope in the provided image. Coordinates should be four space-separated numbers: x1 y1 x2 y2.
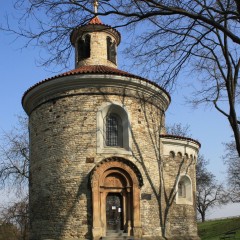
198 217 240 240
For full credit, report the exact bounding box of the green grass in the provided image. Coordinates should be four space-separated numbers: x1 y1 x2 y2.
198 217 240 240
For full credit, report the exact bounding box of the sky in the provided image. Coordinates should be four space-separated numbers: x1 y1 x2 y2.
0 2 240 219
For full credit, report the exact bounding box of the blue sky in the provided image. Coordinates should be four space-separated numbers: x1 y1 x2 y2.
1 2 239 219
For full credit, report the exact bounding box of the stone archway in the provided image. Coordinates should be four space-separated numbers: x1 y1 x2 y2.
90 157 143 240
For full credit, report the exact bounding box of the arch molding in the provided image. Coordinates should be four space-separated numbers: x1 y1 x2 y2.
90 157 143 239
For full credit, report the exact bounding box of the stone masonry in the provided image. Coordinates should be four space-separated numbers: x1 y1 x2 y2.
22 16 200 240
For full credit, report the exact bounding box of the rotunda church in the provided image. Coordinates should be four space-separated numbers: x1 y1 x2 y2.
22 15 200 240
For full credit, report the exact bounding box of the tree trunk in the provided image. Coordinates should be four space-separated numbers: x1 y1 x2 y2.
225 75 240 157
228 112 240 157
201 212 206 222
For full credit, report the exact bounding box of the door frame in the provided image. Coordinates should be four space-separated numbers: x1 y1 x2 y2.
91 157 143 240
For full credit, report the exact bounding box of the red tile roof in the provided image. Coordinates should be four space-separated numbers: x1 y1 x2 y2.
88 16 103 25
160 134 201 147
22 65 171 102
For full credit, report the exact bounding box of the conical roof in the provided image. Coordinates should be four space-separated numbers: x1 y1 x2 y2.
70 16 121 46
88 16 102 24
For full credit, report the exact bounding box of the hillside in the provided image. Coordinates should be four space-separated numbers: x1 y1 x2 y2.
198 217 240 240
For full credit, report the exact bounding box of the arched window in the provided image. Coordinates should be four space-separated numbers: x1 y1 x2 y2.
106 113 123 147
178 181 186 198
107 37 116 64
78 34 91 61
176 175 193 205
97 103 131 154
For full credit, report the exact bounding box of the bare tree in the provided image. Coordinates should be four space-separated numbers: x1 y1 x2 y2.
1 0 240 156
196 155 228 222
166 123 192 137
0 115 29 239
0 196 29 240
128 99 199 238
0 115 29 195
224 140 240 202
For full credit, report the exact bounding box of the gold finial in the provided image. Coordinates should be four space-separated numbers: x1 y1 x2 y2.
94 0 99 14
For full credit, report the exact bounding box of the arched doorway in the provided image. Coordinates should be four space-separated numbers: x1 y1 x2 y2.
91 157 143 240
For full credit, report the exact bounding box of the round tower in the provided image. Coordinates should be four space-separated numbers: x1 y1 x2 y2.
23 16 200 240
70 16 121 68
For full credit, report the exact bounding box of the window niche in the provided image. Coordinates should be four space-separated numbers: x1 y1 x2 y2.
176 175 193 205
107 37 116 64
178 181 186 198
97 103 131 155
77 34 91 61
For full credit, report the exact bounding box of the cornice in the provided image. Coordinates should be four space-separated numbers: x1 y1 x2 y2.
22 74 171 115
160 134 201 150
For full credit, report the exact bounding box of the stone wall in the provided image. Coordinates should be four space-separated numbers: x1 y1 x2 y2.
28 81 199 239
